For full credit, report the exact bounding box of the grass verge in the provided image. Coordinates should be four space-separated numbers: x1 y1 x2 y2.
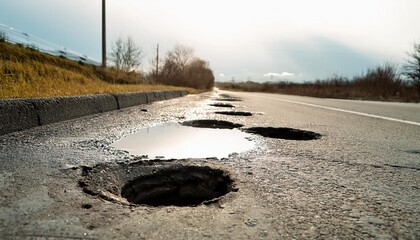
0 42 195 99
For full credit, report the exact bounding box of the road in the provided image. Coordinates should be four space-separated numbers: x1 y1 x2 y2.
0 90 419 239
228 91 420 168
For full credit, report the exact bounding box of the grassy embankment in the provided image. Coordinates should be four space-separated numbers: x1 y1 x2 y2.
217 64 419 102
0 41 194 99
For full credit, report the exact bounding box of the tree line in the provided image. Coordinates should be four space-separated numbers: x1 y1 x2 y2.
107 36 214 90
217 41 420 102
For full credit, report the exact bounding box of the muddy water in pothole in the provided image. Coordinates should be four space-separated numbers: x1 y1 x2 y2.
111 123 255 159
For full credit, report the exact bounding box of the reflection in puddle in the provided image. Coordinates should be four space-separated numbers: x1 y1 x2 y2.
111 123 255 159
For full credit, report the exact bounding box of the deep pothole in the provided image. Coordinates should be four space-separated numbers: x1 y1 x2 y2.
182 120 243 129
214 98 242 102
79 162 236 207
121 165 233 206
215 111 253 116
245 127 321 140
210 103 235 108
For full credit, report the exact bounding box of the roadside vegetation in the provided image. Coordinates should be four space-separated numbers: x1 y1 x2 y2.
218 42 420 102
151 45 215 90
107 38 215 90
0 36 214 99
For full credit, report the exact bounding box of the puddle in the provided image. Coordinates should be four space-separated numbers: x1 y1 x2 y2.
111 123 254 159
215 111 253 116
245 127 321 140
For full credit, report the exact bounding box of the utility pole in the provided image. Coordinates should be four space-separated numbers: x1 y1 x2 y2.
102 0 106 67
155 44 159 76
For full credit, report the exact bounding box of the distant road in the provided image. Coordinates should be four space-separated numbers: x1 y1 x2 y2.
233 92 420 126
221 90 420 169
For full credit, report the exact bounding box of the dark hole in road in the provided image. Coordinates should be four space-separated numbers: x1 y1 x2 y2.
245 127 321 140
121 165 234 207
182 120 243 129
214 98 242 102
407 150 420 155
219 94 234 98
215 111 253 117
81 203 92 209
210 103 235 108
80 162 236 207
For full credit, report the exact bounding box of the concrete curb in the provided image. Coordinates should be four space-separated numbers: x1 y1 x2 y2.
0 100 39 135
0 90 188 136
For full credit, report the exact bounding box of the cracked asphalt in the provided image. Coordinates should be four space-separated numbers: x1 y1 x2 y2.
0 90 419 239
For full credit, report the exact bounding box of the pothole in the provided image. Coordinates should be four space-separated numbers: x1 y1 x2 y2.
214 98 242 102
182 120 243 129
121 165 234 206
79 162 236 207
407 150 420 155
245 127 321 140
219 94 235 98
215 111 253 116
210 103 235 108
81 203 92 209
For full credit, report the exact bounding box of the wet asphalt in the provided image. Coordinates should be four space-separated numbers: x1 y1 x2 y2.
0 90 419 239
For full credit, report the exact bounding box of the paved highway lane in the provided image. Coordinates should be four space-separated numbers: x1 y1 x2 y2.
224 91 420 168
0 90 419 239
242 92 420 125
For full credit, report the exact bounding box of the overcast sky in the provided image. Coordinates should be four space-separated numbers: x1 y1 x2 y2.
1 0 420 82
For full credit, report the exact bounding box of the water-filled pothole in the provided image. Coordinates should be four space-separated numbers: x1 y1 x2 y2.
182 120 243 129
210 103 235 108
80 162 236 207
111 122 254 159
245 127 321 140
121 165 233 206
215 111 253 116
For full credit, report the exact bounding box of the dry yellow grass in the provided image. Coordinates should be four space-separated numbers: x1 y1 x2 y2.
0 42 195 99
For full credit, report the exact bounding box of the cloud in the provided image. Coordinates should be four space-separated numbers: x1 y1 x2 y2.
219 73 225 77
263 72 295 78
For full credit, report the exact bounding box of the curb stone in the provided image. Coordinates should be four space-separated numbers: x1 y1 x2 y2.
0 90 187 135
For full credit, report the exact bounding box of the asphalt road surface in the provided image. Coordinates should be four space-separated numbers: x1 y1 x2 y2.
0 90 419 239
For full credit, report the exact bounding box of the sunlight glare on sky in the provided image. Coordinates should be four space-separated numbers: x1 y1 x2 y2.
1 0 419 82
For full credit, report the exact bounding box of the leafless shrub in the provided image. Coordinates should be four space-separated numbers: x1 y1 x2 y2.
109 36 143 83
0 32 6 42
403 41 420 96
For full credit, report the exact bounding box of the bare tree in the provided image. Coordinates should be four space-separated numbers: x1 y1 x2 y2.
156 44 214 89
169 44 194 72
0 32 6 42
109 36 143 72
158 45 192 84
403 41 420 95
186 58 215 89
122 36 143 71
109 37 124 71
